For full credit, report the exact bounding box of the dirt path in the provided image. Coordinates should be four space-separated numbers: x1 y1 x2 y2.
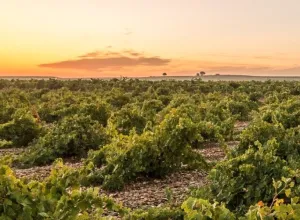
0 148 24 158
13 162 83 181
106 170 207 209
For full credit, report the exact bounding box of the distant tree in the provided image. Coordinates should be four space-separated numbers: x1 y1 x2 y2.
200 71 206 76
196 73 200 77
215 73 220 76
162 73 167 76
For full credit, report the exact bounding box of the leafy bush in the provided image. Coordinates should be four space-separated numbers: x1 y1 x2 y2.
109 105 147 135
182 198 235 219
238 119 285 152
126 207 183 220
17 115 110 166
107 89 131 108
1 78 300 218
141 99 164 122
237 115 300 168
80 102 110 126
260 99 300 129
209 139 300 214
228 100 251 121
0 160 127 220
87 108 208 191
0 109 40 148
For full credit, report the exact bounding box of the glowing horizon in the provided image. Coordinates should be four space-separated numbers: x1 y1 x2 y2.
1 0 300 77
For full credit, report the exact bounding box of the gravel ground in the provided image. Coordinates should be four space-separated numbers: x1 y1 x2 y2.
0 145 224 209
0 121 247 210
0 148 24 158
234 121 250 132
106 170 207 209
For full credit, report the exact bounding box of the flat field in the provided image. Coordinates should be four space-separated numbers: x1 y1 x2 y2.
0 79 299 219
142 75 300 81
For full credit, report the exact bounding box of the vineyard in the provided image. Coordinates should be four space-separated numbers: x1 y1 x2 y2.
0 78 300 219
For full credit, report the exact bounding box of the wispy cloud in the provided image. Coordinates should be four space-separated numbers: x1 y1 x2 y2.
124 28 133 36
78 51 102 59
206 65 271 72
252 56 273 60
270 66 300 75
206 65 300 75
204 53 296 62
38 49 300 76
39 49 170 71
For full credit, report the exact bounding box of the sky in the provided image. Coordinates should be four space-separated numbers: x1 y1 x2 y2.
1 0 300 78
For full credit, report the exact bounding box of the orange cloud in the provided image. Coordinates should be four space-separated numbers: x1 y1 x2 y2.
39 50 170 71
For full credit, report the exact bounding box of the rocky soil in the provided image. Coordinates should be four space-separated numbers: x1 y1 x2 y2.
107 170 207 209
0 143 230 210
234 121 250 132
0 147 24 158
0 121 249 210
13 161 83 181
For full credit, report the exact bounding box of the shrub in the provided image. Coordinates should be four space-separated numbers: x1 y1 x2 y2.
0 109 40 148
126 207 183 220
209 139 298 214
108 105 147 135
80 102 110 126
0 161 127 219
86 108 208 191
182 198 235 220
17 115 110 166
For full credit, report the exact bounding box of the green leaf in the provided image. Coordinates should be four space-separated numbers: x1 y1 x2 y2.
38 212 50 217
4 199 13 206
285 189 292 197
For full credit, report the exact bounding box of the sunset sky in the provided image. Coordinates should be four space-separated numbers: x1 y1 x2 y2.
1 0 300 77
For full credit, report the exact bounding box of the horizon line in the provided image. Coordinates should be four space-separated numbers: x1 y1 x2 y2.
1 74 300 79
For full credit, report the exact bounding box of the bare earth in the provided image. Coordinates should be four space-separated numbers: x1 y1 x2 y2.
0 143 233 209
0 121 249 209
